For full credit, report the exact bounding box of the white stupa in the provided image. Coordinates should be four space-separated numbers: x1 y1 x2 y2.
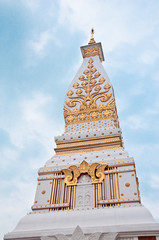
4 29 159 240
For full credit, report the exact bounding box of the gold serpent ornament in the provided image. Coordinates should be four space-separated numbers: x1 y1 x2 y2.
63 58 118 125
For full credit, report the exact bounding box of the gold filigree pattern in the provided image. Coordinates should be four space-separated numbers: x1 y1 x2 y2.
62 161 107 186
63 58 119 126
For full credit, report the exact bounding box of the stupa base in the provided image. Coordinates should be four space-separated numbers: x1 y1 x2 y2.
4 205 159 240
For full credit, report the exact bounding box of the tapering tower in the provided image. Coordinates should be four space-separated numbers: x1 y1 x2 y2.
4 30 159 240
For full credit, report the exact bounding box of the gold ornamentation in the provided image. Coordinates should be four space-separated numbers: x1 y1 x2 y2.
88 163 107 183
80 160 89 173
62 161 107 186
62 166 80 186
88 28 96 45
41 190 46 194
64 58 118 126
125 183 130 187
82 46 103 62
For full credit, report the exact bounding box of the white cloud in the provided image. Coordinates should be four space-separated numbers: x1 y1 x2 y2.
149 174 159 189
58 0 158 53
29 30 53 55
0 147 19 171
124 114 147 130
121 100 159 131
116 96 129 113
21 92 51 121
0 91 64 239
27 27 62 61
22 0 40 12
139 49 159 65
1 91 63 155
142 196 159 222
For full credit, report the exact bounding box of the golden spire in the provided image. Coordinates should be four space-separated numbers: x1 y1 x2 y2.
88 28 96 45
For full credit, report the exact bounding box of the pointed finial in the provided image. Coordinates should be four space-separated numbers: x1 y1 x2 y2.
88 28 96 45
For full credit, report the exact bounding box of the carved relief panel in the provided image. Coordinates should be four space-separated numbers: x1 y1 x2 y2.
75 174 93 210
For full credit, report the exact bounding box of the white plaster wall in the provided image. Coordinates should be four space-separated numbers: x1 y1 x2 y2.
34 180 52 206
118 172 138 199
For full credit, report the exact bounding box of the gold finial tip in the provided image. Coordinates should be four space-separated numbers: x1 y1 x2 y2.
88 28 96 45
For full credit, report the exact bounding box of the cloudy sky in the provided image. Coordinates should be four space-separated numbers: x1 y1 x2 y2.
1 0 159 238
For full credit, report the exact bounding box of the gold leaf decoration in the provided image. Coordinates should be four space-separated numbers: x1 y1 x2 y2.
67 90 73 97
94 72 101 78
79 75 84 81
73 82 79 88
83 69 89 75
104 83 111 91
76 89 83 95
92 68 97 73
81 81 88 86
94 85 101 92
99 77 105 84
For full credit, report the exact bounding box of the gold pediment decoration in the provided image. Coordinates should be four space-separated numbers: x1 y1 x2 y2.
62 160 107 186
63 58 118 125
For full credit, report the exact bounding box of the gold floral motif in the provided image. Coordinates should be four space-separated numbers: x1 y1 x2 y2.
63 58 119 126
78 113 87 121
90 111 99 119
62 161 107 186
102 109 111 117
66 115 75 122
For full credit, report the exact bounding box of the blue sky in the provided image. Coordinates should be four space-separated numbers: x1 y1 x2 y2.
1 0 159 238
